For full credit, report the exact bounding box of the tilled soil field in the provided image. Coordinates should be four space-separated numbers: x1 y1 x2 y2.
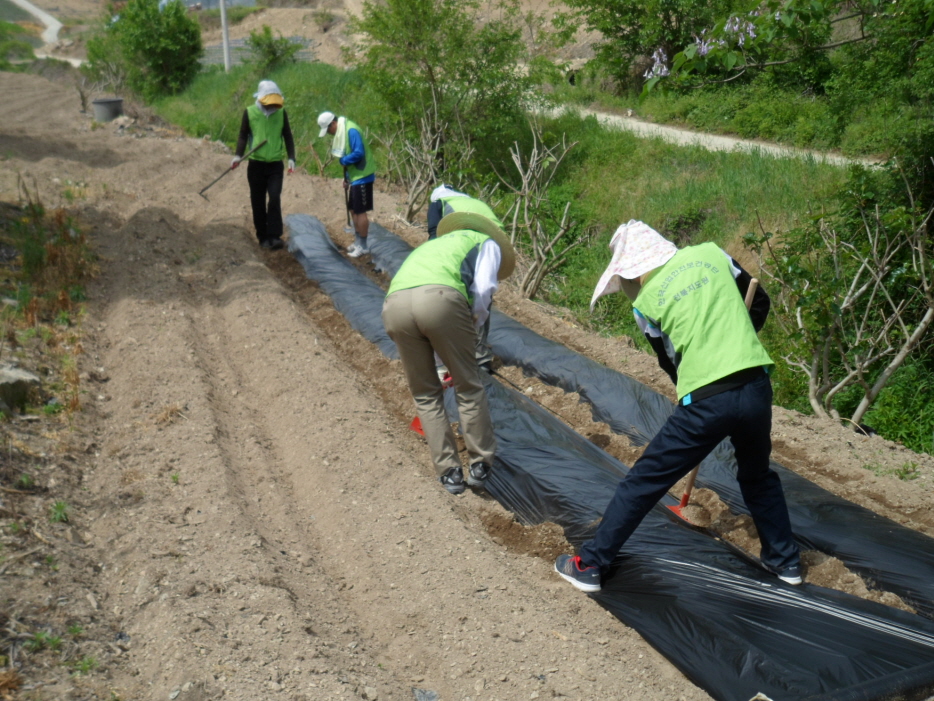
2 70 934 701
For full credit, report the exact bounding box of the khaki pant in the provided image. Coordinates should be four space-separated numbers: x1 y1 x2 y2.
382 285 496 475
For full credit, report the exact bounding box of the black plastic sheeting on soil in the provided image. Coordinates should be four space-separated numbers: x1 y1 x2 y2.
358 219 934 621
287 216 397 359
287 214 934 701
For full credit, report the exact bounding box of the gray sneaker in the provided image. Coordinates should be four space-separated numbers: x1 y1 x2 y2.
439 467 465 495
555 554 601 593
467 461 491 488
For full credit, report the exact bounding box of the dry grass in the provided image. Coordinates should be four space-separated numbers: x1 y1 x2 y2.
153 403 186 425
0 670 23 699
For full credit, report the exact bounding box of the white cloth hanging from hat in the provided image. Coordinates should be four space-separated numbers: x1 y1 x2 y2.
329 117 349 158
590 220 677 311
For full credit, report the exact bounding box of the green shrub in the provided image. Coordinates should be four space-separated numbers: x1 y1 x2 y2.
246 25 301 73
0 21 35 69
85 0 202 99
855 360 934 455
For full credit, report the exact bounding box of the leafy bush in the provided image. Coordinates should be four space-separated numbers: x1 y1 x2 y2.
0 20 34 69
351 0 532 180
84 0 202 99
847 359 934 455
246 25 300 73
557 0 741 90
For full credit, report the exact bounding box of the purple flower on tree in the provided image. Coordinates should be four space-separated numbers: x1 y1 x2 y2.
644 47 670 79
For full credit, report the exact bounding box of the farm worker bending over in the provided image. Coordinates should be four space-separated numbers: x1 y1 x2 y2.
232 80 296 251
382 212 516 495
426 184 504 372
318 111 376 258
426 184 502 241
554 220 801 592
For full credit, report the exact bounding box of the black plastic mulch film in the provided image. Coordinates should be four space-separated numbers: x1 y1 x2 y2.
287 214 934 701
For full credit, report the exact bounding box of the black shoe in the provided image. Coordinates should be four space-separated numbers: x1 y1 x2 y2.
774 564 803 585
439 467 465 495
554 554 601 593
269 238 284 251
260 239 274 249
467 461 491 488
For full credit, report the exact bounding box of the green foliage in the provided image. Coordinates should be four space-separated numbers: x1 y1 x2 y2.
557 0 740 90
638 77 841 149
15 473 34 489
744 161 934 431
0 20 35 69
85 0 202 99
858 359 934 454
310 9 337 32
26 631 61 652
43 401 65 415
351 0 532 175
246 25 300 73
864 459 923 480
171 472 179 484
6 188 95 324
72 656 98 675
49 500 70 523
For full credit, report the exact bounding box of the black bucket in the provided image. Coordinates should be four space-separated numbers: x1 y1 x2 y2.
91 98 124 122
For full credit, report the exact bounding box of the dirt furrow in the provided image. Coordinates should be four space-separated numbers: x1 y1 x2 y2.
76 203 703 701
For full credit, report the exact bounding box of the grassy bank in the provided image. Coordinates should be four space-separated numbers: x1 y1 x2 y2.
551 72 911 159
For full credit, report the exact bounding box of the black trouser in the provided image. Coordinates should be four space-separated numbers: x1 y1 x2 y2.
247 159 284 242
578 373 799 573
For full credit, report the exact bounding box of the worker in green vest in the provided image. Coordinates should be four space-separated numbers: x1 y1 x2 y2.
426 184 503 372
555 220 801 593
426 185 502 240
232 80 296 251
382 213 516 495
317 111 377 258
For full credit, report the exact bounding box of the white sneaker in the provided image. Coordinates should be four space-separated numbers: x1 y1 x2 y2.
346 243 360 256
348 245 369 259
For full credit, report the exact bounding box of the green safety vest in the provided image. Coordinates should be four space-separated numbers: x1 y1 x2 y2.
634 242 773 400
387 230 490 303
438 196 502 228
246 104 286 163
343 119 377 183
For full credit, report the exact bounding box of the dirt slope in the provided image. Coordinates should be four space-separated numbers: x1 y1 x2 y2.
2 70 934 701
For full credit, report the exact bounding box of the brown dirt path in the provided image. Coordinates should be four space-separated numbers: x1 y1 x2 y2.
3 69 934 700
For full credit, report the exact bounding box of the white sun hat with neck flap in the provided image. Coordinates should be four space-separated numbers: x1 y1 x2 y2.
590 219 678 311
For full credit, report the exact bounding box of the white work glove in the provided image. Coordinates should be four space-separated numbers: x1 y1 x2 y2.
287 159 295 175
230 156 241 169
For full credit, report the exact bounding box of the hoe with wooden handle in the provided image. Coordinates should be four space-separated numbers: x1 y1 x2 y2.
668 278 759 522
198 140 267 200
